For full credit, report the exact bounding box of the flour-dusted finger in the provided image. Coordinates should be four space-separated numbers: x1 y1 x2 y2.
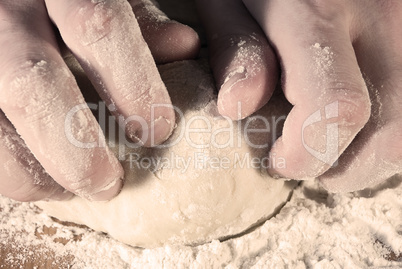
0 111 73 202
197 0 278 120
0 0 123 201
243 0 371 179
129 0 200 63
320 1 402 192
45 0 175 146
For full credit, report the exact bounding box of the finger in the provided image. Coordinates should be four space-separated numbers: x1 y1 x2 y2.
129 0 200 64
196 0 279 120
45 0 175 146
0 111 73 202
319 121 402 192
320 3 402 192
320 84 402 192
0 1 123 201
243 0 371 178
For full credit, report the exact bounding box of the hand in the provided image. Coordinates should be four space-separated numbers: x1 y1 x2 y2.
0 0 200 202
197 0 402 192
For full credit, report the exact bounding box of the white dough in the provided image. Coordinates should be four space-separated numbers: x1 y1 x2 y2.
36 60 295 248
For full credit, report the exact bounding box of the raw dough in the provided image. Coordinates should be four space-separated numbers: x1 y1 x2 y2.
36 60 294 248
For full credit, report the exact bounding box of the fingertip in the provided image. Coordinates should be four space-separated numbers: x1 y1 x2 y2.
90 150 125 201
217 68 248 120
125 107 175 147
217 77 269 120
170 21 201 60
319 177 345 193
217 63 276 120
89 176 124 201
132 0 201 63
144 114 175 147
266 136 331 180
318 164 371 193
266 95 371 181
267 156 330 180
142 21 201 64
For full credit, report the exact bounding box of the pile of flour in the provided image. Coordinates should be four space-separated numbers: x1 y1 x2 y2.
0 176 401 268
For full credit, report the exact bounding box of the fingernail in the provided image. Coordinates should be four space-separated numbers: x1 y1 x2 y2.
125 116 173 147
220 67 247 95
90 177 124 201
218 67 248 120
143 116 174 147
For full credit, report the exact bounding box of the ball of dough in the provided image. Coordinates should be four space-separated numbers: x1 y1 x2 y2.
36 60 294 248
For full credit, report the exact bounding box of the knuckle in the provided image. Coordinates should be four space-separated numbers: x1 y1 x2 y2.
336 91 371 128
0 60 48 110
0 60 60 119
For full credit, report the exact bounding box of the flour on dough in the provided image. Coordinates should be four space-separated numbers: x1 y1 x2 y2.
36 59 295 248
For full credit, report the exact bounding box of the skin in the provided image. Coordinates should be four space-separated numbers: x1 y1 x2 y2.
1 0 400 202
197 0 402 192
0 0 200 202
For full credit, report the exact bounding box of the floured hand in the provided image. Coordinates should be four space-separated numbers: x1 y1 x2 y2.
197 0 402 192
0 0 200 202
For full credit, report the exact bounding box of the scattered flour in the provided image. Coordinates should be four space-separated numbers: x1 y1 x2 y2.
310 43 334 80
0 176 401 268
